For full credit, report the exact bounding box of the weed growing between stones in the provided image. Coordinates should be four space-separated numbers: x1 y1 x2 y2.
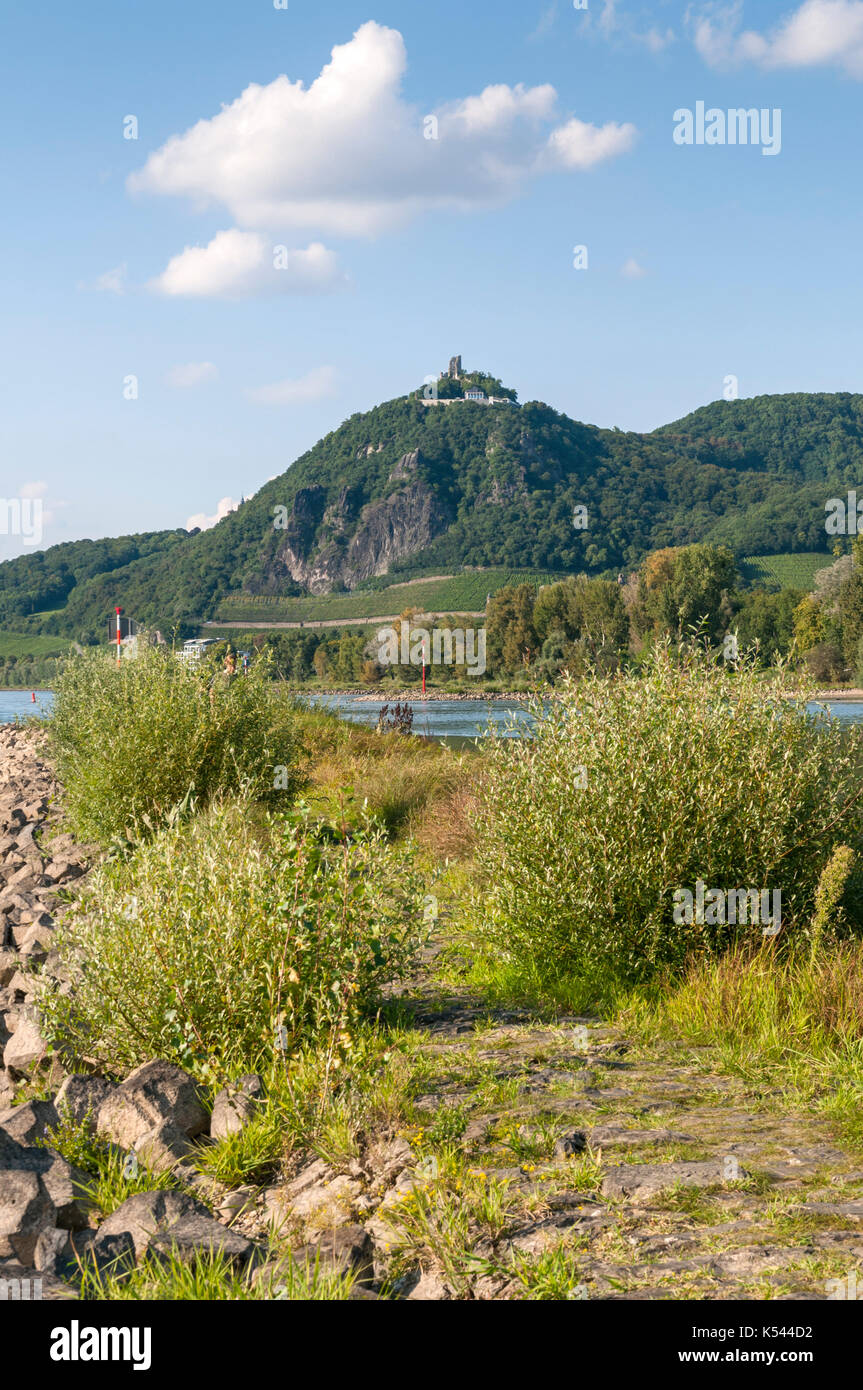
77 1246 357 1301
510 1244 586 1300
41 1113 184 1218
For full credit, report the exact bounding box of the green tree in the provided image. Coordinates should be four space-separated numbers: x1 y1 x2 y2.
486 584 538 675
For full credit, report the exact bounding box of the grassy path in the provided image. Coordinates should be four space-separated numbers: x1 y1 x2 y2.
379 963 863 1300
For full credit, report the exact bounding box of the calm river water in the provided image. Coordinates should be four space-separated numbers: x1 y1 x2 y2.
4 690 863 740
307 693 863 739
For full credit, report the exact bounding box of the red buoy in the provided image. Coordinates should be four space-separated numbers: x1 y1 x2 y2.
31 692 36 703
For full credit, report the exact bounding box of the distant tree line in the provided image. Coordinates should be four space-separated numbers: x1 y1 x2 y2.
482 542 809 681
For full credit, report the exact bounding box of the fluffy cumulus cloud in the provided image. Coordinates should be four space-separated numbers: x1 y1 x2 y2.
246 366 338 406
543 116 638 171
149 231 345 299
165 361 219 388
186 496 241 532
689 0 863 76
130 20 637 246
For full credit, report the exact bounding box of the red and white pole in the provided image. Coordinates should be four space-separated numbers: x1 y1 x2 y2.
115 606 122 667
422 638 426 696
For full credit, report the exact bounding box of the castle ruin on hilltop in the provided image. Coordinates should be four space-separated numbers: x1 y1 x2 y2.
419 355 519 407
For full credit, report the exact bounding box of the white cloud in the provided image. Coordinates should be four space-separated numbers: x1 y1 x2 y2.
640 27 676 52
529 3 559 40
593 1 676 51
443 82 558 135
18 481 49 499
129 21 636 241
621 257 647 278
246 366 337 406
88 264 128 294
149 230 345 299
544 117 637 170
688 0 863 76
166 361 219 388
186 496 240 532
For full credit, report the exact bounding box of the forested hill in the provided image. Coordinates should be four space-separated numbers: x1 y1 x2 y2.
3 390 863 641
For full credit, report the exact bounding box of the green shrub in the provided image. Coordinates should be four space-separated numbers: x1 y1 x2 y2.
39 798 427 1077
470 644 863 991
49 647 300 844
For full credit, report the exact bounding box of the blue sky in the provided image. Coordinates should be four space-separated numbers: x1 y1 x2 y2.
2 0 862 558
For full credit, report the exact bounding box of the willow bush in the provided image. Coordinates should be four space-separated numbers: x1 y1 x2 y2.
471 645 863 989
40 799 427 1077
49 646 300 844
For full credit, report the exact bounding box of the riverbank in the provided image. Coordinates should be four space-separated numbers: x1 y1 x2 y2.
299 686 529 701
293 684 863 703
5 711 863 1305
3 682 861 704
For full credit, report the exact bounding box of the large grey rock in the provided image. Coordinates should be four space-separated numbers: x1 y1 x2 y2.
55 1074 116 1131
589 1125 696 1150
0 1128 91 1262
264 1159 361 1232
0 1070 14 1110
96 1060 208 1148
600 1159 750 1202
43 861 80 885
16 925 54 960
39 1157 92 1230
365 1136 413 1187
406 1269 452 1301
799 1200 863 1220
147 1212 260 1270
133 1121 194 1174
210 1074 263 1141
98 1190 212 1261
34 1225 136 1281
3 1015 48 1073
0 1098 58 1146
5 865 44 892
255 1223 374 1292
0 1169 53 1265
315 1225 374 1284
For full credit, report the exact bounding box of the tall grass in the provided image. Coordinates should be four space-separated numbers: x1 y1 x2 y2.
621 938 863 1144
468 644 863 994
290 701 478 844
49 647 300 844
39 797 427 1078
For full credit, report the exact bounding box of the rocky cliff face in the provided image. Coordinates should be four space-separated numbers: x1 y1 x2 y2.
267 453 451 594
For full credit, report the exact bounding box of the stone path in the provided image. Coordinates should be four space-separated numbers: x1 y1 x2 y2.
368 972 863 1300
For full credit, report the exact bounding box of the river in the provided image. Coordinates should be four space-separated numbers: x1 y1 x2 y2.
306 693 863 739
5 689 863 740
